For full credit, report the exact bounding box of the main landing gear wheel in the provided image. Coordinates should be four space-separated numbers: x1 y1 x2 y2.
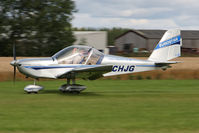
59 76 86 94
59 84 86 94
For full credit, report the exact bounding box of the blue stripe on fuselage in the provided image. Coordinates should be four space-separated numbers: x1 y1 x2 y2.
24 65 99 70
24 64 157 70
136 65 156 67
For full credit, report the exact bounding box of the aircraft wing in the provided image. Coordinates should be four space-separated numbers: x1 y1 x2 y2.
73 65 113 72
57 65 113 80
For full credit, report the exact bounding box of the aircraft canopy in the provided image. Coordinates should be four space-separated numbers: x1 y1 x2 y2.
52 45 104 65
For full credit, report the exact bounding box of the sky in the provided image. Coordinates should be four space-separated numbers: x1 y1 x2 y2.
72 0 199 30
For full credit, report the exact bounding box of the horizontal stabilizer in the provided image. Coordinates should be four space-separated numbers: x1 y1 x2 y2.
155 61 182 65
155 61 182 67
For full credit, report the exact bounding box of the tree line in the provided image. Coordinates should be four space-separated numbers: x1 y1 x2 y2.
0 0 130 57
0 0 76 57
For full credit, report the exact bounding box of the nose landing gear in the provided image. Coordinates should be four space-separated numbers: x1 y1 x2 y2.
24 79 43 94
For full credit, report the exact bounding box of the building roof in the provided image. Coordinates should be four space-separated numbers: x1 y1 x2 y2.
138 30 165 39
74 31 106 35
115 30 148 40
115 29 199 40
181 30 199 39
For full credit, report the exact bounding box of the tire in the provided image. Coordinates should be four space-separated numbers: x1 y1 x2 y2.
72 91 80 94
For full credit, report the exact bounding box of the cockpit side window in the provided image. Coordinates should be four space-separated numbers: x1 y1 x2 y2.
86 49 104 65
53 47 74 64
52 45 104 65
53 46 90 64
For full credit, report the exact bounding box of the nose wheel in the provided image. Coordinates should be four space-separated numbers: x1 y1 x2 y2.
24 79 43 94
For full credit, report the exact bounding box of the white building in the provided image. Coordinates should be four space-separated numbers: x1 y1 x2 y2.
73 31 107 52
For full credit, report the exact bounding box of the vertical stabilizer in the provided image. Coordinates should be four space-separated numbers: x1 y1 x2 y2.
148 29 182 62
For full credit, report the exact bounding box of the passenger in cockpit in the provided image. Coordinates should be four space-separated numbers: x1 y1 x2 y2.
72 48 84 64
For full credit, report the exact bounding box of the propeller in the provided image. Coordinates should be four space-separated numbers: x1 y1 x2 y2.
12 41 16 83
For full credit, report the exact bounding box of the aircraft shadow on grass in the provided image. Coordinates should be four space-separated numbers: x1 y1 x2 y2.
41 90 101 96
41 89 173 96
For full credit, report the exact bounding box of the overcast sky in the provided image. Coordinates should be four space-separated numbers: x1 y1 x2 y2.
72 0 199 30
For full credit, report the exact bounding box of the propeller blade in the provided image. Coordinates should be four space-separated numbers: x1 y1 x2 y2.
13 41 16 60
13 40 17 84
14 66 16 83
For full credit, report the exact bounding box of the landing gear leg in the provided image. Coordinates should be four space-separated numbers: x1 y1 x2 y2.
34 79 36 85
67 78 70 86
72 77 75 85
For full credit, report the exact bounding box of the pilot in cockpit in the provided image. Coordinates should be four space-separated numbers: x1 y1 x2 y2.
72 48 92 64
56 47 93 64
72 48 83 64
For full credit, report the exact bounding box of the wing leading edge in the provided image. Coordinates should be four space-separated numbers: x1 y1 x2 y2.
57 65 113 80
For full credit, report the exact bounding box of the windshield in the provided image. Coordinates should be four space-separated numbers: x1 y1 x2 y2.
52 45 104 65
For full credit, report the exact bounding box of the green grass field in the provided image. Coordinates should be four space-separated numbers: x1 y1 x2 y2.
0 80 199 133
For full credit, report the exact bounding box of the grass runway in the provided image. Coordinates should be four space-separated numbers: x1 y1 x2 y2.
0 80 199 133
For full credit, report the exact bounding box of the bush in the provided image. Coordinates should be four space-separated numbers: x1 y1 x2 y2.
116 75 121 80
128 75 134 80
146 76 152 80
136 75 143 80
155 74 162 80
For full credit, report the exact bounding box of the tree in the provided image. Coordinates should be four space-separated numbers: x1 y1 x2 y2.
0 0 76 56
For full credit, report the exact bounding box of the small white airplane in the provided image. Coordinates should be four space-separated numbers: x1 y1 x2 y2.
10 29 182 94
